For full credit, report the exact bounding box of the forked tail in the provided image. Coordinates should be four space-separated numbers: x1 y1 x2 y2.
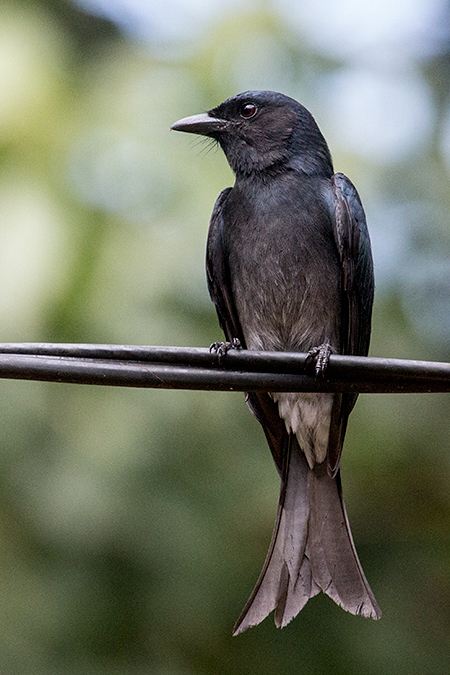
233 436 381 635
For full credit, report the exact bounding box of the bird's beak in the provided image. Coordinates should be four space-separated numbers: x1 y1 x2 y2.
170 112 227 136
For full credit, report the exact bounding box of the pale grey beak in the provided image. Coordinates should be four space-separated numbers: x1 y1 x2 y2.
170 112 227 136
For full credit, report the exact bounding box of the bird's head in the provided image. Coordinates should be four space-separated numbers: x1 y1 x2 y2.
171 90 333 178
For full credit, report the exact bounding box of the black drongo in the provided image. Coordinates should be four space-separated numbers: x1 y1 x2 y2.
171 91 379 634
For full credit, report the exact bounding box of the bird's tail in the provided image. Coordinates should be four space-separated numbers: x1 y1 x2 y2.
233 435 381 635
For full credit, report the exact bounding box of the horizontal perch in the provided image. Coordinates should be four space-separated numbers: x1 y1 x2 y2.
0 344 448 393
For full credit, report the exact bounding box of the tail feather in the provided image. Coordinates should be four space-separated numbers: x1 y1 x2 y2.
233 436 380 635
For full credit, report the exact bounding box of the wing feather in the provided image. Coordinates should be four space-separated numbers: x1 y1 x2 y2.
327 173 374 475
206 187 288 473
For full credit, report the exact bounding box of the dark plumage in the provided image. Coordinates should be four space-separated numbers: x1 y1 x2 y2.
171 90 379 634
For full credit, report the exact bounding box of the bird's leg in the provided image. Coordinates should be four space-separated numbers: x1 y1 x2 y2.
304 342 332 377
210 338 241 361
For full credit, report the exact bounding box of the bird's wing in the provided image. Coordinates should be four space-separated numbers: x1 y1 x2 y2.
327 172 375 475
331 172 374 356
206 188 287 473
206 188 244 345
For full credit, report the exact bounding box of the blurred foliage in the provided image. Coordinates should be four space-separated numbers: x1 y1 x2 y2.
0 0 450 673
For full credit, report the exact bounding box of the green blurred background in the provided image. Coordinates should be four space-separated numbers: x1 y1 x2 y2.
1 0 450 672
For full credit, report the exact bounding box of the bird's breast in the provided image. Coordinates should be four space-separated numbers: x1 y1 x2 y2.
224 177 342 353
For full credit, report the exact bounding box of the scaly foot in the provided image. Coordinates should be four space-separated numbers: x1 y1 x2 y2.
210 338 241 361
304 342 332 377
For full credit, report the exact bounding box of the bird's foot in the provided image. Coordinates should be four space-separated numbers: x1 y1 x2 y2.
210 338 241 361
305 343 332 377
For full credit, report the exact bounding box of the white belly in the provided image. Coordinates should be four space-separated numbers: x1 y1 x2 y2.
271 391 333 468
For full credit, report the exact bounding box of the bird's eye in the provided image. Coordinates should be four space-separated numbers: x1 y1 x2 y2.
240 103 257 118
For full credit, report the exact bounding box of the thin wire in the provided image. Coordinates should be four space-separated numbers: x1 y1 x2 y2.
0 344 448 393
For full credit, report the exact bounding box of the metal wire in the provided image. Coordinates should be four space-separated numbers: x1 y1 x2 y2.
0 343 448 393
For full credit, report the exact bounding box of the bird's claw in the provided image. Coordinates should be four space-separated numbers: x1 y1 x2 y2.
210 338 241 361
304 343 332 377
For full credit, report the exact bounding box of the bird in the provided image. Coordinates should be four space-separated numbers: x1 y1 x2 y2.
171 90 380 634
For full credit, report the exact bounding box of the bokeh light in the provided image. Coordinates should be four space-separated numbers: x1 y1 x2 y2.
0 1 450 673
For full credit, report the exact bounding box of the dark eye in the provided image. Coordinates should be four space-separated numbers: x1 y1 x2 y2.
240 103 257 118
